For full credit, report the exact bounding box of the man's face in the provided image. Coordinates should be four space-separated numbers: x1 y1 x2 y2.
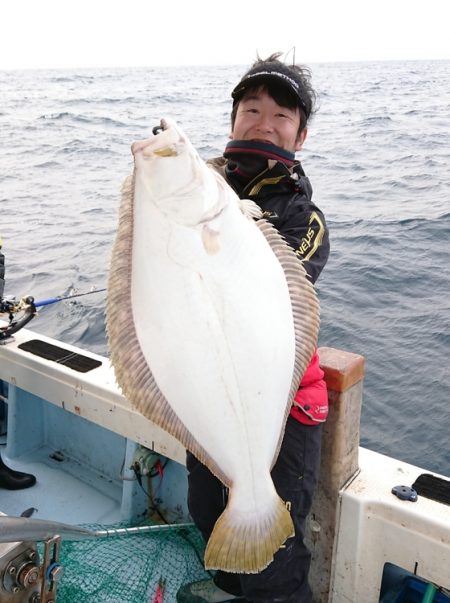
231 88 307 152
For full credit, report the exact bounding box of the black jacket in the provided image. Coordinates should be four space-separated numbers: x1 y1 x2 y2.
208 157 329 285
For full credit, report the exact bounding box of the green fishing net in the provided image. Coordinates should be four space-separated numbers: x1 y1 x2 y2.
52 521 210 603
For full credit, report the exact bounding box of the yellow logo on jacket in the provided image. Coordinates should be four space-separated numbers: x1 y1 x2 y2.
295 212 325 260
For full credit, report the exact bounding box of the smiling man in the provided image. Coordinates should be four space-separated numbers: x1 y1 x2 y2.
177 53 330 603
232 88 306 150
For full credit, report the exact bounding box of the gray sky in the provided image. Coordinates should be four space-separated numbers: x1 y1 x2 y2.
1 0 449 69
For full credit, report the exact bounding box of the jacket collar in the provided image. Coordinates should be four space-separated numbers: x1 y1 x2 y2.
223 140 297 167
208 153 306 199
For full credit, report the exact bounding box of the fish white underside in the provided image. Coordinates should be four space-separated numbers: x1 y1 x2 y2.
107 118 320 572
131 173 296 505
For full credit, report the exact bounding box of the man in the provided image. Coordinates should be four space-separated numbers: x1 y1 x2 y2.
177 53 329 603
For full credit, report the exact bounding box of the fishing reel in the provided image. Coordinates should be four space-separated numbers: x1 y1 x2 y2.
0 296 37 343
0 242 37 343
0 241 105 343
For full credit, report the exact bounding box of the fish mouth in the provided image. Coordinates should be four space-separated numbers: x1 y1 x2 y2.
151 119 184 156
133 118 182 158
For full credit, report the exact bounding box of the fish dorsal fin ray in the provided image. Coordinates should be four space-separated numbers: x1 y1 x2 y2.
255 218 320 466
106 171 231 486
239 198 263 220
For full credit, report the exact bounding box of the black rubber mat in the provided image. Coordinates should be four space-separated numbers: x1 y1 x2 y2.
412 473 450 506
18 339 102 373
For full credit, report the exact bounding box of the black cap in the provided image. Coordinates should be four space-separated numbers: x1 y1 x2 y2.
231 64 310 118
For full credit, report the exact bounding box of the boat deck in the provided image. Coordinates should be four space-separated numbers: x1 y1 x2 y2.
1 445 122 524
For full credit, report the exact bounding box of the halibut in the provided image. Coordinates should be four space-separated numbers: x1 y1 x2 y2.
106 118 320 572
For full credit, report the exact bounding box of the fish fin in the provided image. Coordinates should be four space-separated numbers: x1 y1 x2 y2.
107 171 231 486
239 198 263 220
201 224 221 255
204 491 294 573
256 219 320 466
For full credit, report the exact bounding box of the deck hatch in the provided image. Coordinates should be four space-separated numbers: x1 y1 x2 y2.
18 339 102 373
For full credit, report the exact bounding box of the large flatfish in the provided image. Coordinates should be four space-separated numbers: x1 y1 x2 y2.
106 118 320 573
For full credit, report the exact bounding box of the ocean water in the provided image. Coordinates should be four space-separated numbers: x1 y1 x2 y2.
1 60 449 475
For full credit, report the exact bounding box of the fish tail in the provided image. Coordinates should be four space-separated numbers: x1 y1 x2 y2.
204 493 294 573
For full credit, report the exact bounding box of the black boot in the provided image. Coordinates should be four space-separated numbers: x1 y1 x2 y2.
0 454 36 490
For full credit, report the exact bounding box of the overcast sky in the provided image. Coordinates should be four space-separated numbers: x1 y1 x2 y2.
1 0 449 70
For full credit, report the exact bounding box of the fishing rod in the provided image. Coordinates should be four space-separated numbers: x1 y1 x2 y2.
34 288 107 308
